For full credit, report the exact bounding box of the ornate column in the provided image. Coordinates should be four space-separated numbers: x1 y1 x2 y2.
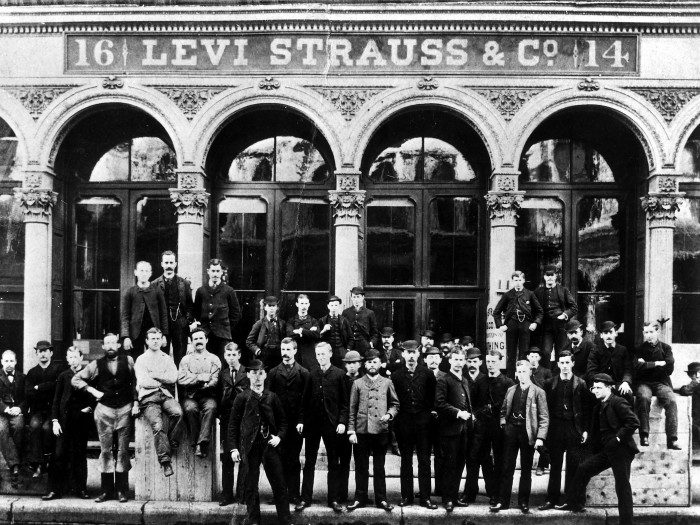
329 171 365 303
641 175 684 342
15 170 57 368
170 169 209 291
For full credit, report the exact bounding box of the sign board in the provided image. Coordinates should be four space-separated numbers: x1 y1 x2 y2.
486 303 507 370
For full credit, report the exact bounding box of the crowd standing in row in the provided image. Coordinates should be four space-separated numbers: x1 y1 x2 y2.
0 255 693 525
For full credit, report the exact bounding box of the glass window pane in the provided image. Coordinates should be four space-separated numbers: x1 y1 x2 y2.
89 137 176 182
74 198 121 289
515 197 564 290
280 291 330 324
0 193 25 285
577 293 625 335
231 291 265 359
577 197 625 292
280 200 330 291
366 200 415 285
672 294 700 344
423 138 476 182
369 137 421 183
521 140 614 183
0 137 21 181
73 290 120 340
427 299 479 341
673 197 700 343
275 137 329 182
679 139 700 183
218 198 267 290
229 138 274 182
429 197 479 285
135 196 178 272
365 298 414 342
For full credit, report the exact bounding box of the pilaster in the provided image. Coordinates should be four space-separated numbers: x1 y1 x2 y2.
14 169 56 368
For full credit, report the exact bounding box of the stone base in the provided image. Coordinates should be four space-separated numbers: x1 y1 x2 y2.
0 467 47 496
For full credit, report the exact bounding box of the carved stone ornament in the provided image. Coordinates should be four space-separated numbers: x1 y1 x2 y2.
476 89 542 121
417 77 439 91
658 177 677 193
179 173 199 190
641 193 684 228
259 77 280 90
485 191 524 227
633 89 700 123
577 77 600 92
337 175 358 192
25 173 43 188
496 176 517 192
328 190 366 226
13 187 58 223
318 89 381 121
8 87 70 120
170 188 209 223
103 76 124 89
159 87 223 119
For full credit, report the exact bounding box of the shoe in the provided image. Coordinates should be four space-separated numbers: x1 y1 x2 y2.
519 503 530 514
162 462 174 477
538 501 555 511
535 467 545 476
489 502 505 512
376 501 393 511
32 465 42 478
456 496 470 507
219 497 235 507
10 466 19 488
294 500 309 512
640 435 649 446
668 441 682 450
346 501 364 511
444 501 454 512
77 491 90 500
118 491 128 503
41 492 61 500
488 497 497 507
554 503 585 512
289 497 301 506
95 493 111 503
330 501 344 513
419 499 438 510
398 498 413 507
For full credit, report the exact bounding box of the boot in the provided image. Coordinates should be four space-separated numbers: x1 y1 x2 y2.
115 472 129 503
95 473 115 503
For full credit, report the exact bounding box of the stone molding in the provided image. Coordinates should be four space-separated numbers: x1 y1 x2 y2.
641 192 684 228
103 76 124 89
13 187 58 223
259 77 280 90
417 77 439 91
156 87 224 119
577 77 600 92
632 88 700 123
475 88 543 121
170 188 209 224
7 87 72 120
328 189 366 227
314 88 383 121
486 190 524 227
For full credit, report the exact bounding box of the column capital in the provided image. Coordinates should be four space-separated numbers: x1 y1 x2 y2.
489 169 521 192
329 189 366 226
13 187 57 224
486 190 525 227
641 191 684 228
170 170 209 224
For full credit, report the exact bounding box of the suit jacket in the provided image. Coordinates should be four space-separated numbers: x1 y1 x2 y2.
285 315 320 357
543 374 590 437
532 365 553 388
587 343 633 386
318 313 354 349
492 288 544 327
379 345 404 376
501 383 549 445
534 284 577 321
218 365 249 419
633 341 674 388
472 373 515 421
120 284 169 339
25 362 66 414
342 306 380 350
246 317 287 362
0 369 27 414
435 371 474 436
228 389 287 457
194 283 242 339
50 368 96 426
265 361 309 425
299 365 349 428
561 339 595 380
590 394 639 454
348 375 399 435
152 274 194 326
392 365 436 426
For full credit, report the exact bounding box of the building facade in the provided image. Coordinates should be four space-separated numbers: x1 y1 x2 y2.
1 1 699 384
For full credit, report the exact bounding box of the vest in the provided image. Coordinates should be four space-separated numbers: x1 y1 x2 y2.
95 355 132 409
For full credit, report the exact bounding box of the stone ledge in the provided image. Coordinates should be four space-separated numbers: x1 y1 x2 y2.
10 498 144 525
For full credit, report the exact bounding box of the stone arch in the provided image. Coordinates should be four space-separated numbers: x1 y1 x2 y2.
0 90 37 172
667 95 700 172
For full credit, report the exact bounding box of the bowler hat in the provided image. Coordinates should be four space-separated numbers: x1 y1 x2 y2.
381 327 395 337
364 349 381 361
466 347 482 359
327 295 342 304
543 264 557 275
565 319 582 332
425 346 441 355
600 321 617 332
459 336 474 346
440 333 453 343
686 362 700 375
401 340 419 351
34 340 53 351
350 286 365 295
592 373 615 385
246 359 265 371
422 329 436 339
527 346 543 356
264 296 278 306
342 350 363 363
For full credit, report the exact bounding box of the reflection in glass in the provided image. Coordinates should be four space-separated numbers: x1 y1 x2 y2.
673 197 700 342
429 197 479 285
515 198 563 290
280 200 330 291
218 198 267 291
229 290 265 350
135 197 177 271
72 290 120 341
576 293 625 335
427 299 479 340
0 137 21 181
228 136 329 182
366 200 415 285
90 137 176 182
521 140 614 183
0 194 24 285
366 299 415 342
679 139 700 183
369 137 476 183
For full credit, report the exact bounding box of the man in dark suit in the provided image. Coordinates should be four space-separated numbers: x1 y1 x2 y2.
534 265 577 368
296 342 348 513
378 327 404 376
43 346 95 500
229 360 291 525
586 321 633 404
492 271 544 378
460 347 485 505
527 346 553 388
558 373 640 525
539 350 590 510
562 319 595 380
25 340 65 478
152 250 194 366
247 296 286 370
342 286 379 358
120 261 169 357
338 350 363 503
319 295 354 368
265 337 309 505
435 346 473 512
286 293 320 370
193 258 242 360
0 349 26 486
417 329 435 367
218 342 248 506
391 340 437 509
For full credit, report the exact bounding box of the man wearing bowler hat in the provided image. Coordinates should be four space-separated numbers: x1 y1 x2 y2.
586 321 633 404
338 350 363 503
286 293 319 371
319 295 353 369
417 330 435 366
557 373 639 525
438 333 455 373
460 347 486 504
379 327 404 376
423 346 444 496
343 287 379 358
534 265 577 368
526 346 552 388
680 362 700 450
562 319 595 380
229 359 291 525
246 296 286 370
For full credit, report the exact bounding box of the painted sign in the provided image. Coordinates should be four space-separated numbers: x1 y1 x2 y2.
486 303 507 369
65 34 638 75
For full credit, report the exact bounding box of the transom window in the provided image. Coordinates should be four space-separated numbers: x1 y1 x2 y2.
90 137 176 183
520 139 615 183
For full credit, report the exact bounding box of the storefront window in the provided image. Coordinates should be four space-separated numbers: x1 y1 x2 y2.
90 137 176 182
521 140 615 183
679 139 700 183
427 298 480 341
366 298 415 342
515 197 564 289
366 199 415 285
673 196 700 343
429 196 479 285
135 196 178 270
0 136 21 181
